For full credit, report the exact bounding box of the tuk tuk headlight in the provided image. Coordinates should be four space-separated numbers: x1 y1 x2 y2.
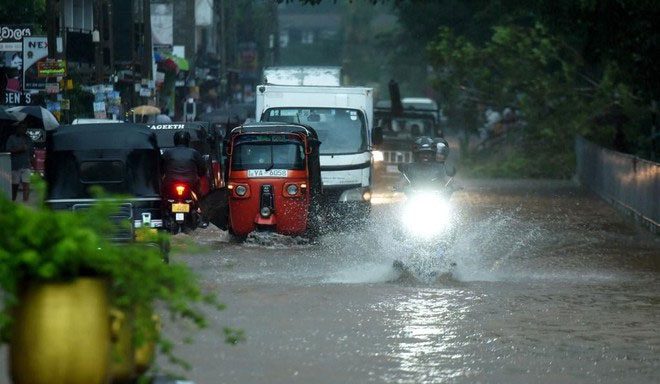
235 185 247 196
286 184 299 196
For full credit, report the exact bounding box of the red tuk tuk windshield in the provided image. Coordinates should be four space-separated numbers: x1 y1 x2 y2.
231 135 305 171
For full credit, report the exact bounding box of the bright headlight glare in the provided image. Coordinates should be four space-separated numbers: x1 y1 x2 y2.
372 150 384 162
286 184 298 195
401 193 452 238
235 185 247 196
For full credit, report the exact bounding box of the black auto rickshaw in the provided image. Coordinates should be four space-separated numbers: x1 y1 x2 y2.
45 123 168 257
219 122 322 238
148 122 222 193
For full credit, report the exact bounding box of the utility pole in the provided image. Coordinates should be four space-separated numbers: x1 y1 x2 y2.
93 0 105 83
219 0 226 101
46 0 59 59
142 0 153 81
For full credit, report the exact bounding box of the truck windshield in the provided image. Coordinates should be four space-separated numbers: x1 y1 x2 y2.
232 141 305 171
377 116 436 142
263 108 367 155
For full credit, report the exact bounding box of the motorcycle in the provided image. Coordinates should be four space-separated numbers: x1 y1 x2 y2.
392 166 458 281
162 180 201 234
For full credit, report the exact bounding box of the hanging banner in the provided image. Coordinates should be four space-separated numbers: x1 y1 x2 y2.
151 3 173 46
22 36 49 91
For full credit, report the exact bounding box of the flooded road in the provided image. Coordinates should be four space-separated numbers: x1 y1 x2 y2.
2 179 656 384
159 179 660 383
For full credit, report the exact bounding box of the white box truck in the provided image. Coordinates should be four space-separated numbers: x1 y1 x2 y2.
255 84 377 221
263 66 342 86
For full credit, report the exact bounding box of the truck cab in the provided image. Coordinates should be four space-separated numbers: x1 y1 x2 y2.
256 84 376 223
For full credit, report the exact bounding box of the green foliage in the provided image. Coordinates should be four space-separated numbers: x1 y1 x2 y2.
427 15 657 177
0 183 228 370
0 0 47 32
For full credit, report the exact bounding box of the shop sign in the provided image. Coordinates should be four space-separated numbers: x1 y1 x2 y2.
22 36 49 91
1 25 33 103
45 82 60 94
38 59 66 77
0 26 32 42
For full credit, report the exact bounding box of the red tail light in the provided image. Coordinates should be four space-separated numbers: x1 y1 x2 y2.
175 184 187 196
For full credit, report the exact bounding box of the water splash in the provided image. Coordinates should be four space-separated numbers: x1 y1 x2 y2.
243 231 313 248
320 206 457 284
446 210 549 282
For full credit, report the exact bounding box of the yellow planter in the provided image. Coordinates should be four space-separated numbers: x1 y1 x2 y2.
9 278 112 384
134 312 160 376
109 308 160 383
109 309 136 384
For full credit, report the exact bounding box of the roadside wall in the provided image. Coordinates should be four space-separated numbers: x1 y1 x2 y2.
0 153 10 200
575 136 659 233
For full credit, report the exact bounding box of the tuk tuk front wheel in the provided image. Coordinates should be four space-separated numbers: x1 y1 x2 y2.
227 226 247 243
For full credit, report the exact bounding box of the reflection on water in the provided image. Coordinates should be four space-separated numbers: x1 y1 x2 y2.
378 281 660 384
384 290 474 383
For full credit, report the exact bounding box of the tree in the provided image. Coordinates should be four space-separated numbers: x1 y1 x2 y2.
0 0 47 30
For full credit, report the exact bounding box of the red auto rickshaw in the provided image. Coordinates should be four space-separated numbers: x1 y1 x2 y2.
224 122 321 238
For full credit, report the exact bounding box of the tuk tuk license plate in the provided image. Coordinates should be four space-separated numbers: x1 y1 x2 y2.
171 203 190 213
247 169 288 178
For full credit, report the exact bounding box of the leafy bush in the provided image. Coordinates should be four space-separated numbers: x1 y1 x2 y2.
0 190 227 369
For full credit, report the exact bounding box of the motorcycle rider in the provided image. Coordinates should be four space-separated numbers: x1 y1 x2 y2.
161 130 207 201
397 136 455 191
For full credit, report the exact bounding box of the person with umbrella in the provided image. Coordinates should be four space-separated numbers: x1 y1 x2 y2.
5 122 33 202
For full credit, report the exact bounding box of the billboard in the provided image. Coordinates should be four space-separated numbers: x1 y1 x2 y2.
23 36 49 91
0 25 34 104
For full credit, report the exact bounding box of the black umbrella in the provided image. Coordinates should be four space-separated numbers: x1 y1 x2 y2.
6 106 59 130
0 106 18 122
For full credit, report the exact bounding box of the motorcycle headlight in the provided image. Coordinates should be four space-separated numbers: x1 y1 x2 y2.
401 193 452 238
235 185 247 196
372 150 384 162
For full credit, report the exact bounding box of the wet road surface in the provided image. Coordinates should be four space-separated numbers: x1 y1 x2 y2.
158 179 659 383
0 179 657 383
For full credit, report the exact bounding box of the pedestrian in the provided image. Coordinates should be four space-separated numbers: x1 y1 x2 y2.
5 123 33 202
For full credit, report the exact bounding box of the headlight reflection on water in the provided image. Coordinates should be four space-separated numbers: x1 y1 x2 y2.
384 290 476 382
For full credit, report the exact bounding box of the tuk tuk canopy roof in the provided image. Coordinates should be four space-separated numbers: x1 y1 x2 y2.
230 122 318 140
49 123 158 151
147 122 209 148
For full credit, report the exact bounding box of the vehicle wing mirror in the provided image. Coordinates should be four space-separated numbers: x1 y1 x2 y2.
372 126 383 146
446 165 457 177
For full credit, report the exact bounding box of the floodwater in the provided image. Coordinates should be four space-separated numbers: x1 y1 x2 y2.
1 180 657 384
157 179 660 383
